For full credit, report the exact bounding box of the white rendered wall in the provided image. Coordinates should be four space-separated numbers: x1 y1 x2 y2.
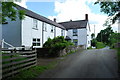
56 27 62 37
78 29 87 48
86 24 91 48
21 16 42 48
43 23 54 44
2 18 21 47
67 28 87 49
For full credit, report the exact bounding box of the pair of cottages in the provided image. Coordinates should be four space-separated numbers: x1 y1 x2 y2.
1 5 91 49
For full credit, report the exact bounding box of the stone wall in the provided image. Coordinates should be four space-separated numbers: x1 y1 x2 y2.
36 46 80 58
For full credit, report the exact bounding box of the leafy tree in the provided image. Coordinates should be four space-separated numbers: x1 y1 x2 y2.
1 2 25 24
95 1 120 25
109 33 120 47
91 33 95 39
96 26 114 45
91 39 97 47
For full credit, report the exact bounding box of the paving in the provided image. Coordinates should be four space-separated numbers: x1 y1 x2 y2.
36 48 118 78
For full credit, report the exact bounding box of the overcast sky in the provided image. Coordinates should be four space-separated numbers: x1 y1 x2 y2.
24 0 118 36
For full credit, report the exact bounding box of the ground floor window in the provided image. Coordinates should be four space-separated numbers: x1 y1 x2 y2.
32 38 40 46
73 39 78 46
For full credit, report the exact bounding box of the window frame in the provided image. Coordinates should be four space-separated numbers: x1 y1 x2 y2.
73 29 78 36
32 38 40 46
33 19 38 30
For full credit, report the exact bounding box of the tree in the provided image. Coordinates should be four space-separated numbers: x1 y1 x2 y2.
94 1 120 25
96 26 114 45
1 2 25 24
91 33 95 39
109 33 120 46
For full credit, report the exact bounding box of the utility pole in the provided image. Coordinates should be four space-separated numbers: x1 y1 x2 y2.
94 25 95 38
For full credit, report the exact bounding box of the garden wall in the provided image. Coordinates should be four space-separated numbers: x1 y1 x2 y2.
36 46 80 58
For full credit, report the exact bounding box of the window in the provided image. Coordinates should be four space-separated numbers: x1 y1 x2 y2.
33 19 38 29
32 38 40 46
73 39 78 46
61 30 64 36
73 29 78 36
44 23 47 31
51 25 54 32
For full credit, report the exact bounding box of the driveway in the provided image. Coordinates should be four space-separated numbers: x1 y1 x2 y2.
37 48 118 78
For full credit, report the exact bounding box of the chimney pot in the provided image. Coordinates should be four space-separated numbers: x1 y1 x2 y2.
54 18 56 22
85 14 88 21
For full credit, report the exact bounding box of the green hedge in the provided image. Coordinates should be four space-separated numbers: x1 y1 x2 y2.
43 36 74 57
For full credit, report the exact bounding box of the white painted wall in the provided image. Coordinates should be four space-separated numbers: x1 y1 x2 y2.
67 28 87 49
56 27 62 37
21 16 42 48
2 18 21 47
86 24 91 48
78 29 87 49
43 23 54 44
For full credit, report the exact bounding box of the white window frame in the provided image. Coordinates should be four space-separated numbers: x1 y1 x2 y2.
73 29 78 36
51 25 54 32
32 38 40 46
61 30 64 36
33 19 38 30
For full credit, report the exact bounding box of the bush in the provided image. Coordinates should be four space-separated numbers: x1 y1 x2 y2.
43 36 74 57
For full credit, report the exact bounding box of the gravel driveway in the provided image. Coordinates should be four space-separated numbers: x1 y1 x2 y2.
37 48 118 78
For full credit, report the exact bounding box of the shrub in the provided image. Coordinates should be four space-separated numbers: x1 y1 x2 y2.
43 36 74 57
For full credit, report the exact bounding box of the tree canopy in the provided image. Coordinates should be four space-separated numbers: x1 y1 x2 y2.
95 1 120 25
96 26 114 45
1 2 25 24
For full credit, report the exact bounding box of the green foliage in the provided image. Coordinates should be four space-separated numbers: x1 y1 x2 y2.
43 36 74 57
91 33 95 39
96 26 114 45
1 2 25 23
96 42 106 49
87 46 92 49
94 1 120 25
91 39 97 47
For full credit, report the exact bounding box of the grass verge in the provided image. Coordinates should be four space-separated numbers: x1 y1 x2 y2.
96 42 106 49
10 61 58 80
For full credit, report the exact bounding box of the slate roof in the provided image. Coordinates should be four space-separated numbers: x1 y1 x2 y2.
16 5 66 29
59 20 88 30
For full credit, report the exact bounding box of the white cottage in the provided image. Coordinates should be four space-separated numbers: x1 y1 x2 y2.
59 14 91 49
2 5 67 48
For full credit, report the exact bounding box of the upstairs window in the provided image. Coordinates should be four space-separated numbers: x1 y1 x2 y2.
33 19 38 29
32 38 40 46
51 25 54 32
73 29 78 36
61 30 64 36
44 23 47 32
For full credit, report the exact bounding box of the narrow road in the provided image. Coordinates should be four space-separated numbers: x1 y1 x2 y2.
37 48 118 78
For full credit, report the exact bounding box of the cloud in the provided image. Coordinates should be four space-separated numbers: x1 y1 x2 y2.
14 0 27 8
48 0 109 36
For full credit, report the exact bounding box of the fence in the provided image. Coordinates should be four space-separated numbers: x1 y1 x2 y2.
1 49 37 79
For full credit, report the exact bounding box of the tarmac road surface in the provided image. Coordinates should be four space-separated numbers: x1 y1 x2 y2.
37 48 118 78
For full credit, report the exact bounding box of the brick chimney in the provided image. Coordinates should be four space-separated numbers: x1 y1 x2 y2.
85 14 88 21
54 18 56 22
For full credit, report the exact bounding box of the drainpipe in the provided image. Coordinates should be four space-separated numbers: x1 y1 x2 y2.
42 22 44 47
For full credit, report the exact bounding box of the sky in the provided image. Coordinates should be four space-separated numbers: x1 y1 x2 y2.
23 0 118 36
